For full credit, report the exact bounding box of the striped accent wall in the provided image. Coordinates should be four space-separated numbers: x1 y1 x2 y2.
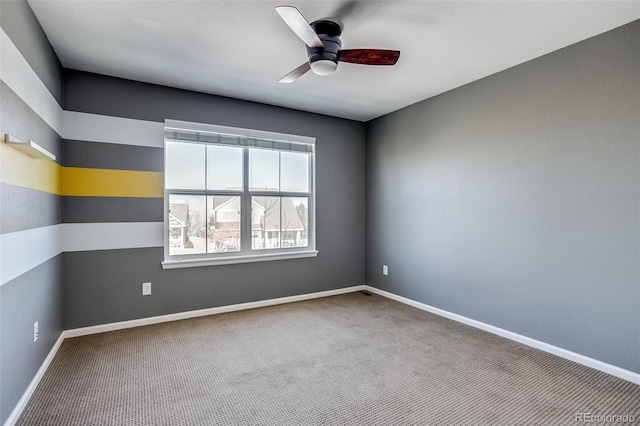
61 112 165 253
1 120 166 288
2 111 166 288
0 1 64 423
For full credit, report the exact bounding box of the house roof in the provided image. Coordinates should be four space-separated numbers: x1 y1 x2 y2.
252 197 306 231
169 203 189 227
212 195 306 231
211 196 240 211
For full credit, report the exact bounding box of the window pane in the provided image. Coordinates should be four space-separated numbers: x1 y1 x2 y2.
206 145 243 191
169 195 206 255
281 197 308 248
250 149 279 192
207 196 241 253
166 142 205 189
252 196 280 249
281 152 309 193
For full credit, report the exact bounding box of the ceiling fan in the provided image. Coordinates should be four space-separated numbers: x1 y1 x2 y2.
275 5 400 83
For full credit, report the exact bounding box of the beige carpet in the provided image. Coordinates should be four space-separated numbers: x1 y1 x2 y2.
18 292 640 425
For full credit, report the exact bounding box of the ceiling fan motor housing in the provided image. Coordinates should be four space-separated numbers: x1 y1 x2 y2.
307 20 342 75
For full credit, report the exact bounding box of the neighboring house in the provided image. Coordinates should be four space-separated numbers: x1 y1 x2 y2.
251 197 307 249
209 197 241 252
212 196 307 249
169 203 189 248
211 196 241 224
170 197 308 253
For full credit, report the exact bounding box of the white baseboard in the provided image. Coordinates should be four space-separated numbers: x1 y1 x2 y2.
364 285 640 385
4 334 65 426
64 285 366 338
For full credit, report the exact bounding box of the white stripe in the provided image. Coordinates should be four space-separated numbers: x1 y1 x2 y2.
1 223 163 286
364 285 640 385
63 111 164 148
0 225 61 286
62 222 163 252
0 29 63 136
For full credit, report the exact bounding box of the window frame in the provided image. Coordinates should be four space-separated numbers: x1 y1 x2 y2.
161 121 317 269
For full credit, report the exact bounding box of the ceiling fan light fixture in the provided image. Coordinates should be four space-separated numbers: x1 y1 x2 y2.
275 6 400 83
310 59 338 75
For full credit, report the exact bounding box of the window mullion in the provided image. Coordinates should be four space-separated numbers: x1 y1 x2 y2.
203 148 208 254
278 152 282 249
307 150 314 251
278 151 282 192
278 196 283 249
241 147 251 254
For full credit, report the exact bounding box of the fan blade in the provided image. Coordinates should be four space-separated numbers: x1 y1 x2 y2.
276 6 324 48
279 62 311 83
338 49 400 65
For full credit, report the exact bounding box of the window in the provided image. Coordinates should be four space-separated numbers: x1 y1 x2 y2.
162 120 316 268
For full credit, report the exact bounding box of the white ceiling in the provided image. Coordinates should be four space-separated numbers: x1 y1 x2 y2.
28 1 639 122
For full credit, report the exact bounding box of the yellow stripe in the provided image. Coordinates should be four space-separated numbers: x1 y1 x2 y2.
1 143 164 197
61 167 164 198
0 142 61 193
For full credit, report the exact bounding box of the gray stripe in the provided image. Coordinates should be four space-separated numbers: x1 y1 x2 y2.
0 255 63 424
0 0 63 106
63 140 163 171
63 197 164 223
0 81 62 160
0 184 62 234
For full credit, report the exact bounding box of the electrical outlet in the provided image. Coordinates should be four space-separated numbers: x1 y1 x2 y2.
383 265 389 276
142 282 152 296
33 321 39 342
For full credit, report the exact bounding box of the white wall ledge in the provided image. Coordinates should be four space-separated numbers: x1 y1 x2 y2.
161 250 318 269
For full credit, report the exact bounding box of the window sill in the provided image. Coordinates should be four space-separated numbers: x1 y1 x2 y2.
161 250 318 269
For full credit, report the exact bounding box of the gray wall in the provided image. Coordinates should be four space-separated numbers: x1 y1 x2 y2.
62 71 366 329
366 21 640 373
0 1 64 423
